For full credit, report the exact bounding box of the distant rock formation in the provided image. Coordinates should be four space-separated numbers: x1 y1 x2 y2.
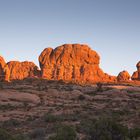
0 56 41 82
39 44 116 83
117 70 130 82
131 61 140 80
4 43 136 83
7 61 40 80
0 56 10 81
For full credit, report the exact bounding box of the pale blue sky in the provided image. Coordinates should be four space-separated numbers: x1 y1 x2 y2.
0 0 140 75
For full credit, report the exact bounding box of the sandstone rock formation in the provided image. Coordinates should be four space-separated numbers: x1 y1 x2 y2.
104 73 117 82
131 71 138 80
117 70 130 82
39 44 116 83
0 56 10 81
7 61 40 80
131 61 140 80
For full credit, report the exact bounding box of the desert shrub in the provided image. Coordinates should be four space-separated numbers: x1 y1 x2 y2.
78 117 140 140
0 82 4 90
78 94 86 100
0 128 15 140
23 101 29 110
29 128 46 139
37 83 48 91
0 104 17 111
85 91 97 96
89 118 129 140
129 128 140 140
44 113 78 123
62 114 78 122
78 118 131 140
57 80 65 84
49 125 77 140
14 134 30 140
2 119 20 128
76 119 96 134
44 113 61 123
26 116 36 122
96 82 103 92
23 78 35 84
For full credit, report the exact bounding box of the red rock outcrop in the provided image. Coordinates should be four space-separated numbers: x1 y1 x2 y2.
0 56 10 81
131 61 140 80
104 73 117 82
7 61 40 80
39 44 116 83
131 71 138 80
117 70 130 82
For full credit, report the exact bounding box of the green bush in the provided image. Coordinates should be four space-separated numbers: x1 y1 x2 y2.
78 118 140 140
78 95 86 100
129 128 140 140
0 82 4 90
0 128 15 140
49 125 77 140
96 82 103 92
44 113 78 123
0 129 31 140
80 119 129 140
3 119 20 127
88 118 128 140
13 134 30 140
29 128 45 139
44 113 61 123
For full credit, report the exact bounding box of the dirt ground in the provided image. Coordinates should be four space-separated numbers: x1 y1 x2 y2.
0 78 140 139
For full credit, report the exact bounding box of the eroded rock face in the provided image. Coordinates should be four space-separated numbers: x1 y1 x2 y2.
7 61 40 80
39 44 116 83
0 56 10 81
117 71 130 82
131 61 140 80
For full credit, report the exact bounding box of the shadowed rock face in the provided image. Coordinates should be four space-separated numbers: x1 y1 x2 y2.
39 44 116 83
117 70 130 82
137 61 140 80
132 61 140 80
131 71 138 80
7 61 40 80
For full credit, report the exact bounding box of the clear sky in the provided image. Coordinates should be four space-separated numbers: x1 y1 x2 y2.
0 0 140 76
